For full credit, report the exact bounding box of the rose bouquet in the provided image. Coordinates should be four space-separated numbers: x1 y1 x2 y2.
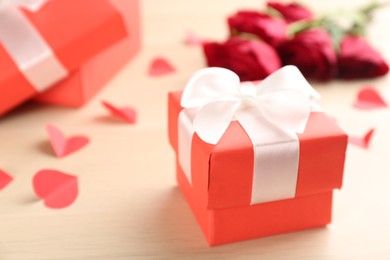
203 1 389 81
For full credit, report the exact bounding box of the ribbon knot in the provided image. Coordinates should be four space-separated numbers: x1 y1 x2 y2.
181 65 320 145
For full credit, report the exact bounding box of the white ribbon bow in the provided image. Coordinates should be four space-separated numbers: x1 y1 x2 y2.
178 65 321 204
181 65 320 145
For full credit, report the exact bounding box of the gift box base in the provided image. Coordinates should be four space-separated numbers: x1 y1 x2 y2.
176 160 333 246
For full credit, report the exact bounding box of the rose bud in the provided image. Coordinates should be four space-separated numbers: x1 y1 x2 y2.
203 37 281 81
267 1 313 23
338 35 389 79
278 29 337 81
228 11 287 47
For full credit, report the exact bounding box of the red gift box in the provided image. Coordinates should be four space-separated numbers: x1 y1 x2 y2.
0 0 129 116
34 0 141 107
168 68 348 246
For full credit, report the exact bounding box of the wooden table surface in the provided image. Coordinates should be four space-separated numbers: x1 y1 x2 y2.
1 0 390 259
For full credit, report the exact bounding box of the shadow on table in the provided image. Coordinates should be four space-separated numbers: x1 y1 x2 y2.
138 186 333 258
92 115 129 125
0 101 72 122
36 139 55 157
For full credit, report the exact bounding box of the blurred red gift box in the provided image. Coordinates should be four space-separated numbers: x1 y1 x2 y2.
0 0 140 116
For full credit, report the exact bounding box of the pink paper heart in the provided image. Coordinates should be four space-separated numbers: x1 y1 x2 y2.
0 169 13 190
354 87 388 109
102 101 137 124
33 169 78 209
349 128 375 149
148 57 176 76
46 124 89 158
184 31 203 46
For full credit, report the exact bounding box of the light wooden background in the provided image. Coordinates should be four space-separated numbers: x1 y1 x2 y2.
1 0 390 259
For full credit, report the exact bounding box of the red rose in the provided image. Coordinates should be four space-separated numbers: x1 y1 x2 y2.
228 11 287 47
203 37 281 81
278 29 337 81
267 2 313 23
338 35 389 79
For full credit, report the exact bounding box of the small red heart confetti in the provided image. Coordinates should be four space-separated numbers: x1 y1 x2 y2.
148 57 176 76
0 170 13 190
46 124 89 158
349 128 375 149
101 101 137 124
33 169 78 209
184 31 203 46
354 87 388 109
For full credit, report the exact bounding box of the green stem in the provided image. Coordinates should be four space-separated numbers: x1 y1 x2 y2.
288 1 387 38
287 18 325 37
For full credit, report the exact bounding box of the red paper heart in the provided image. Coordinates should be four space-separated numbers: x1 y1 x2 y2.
102 101 137 124
354 87 388 109
46 124 89 158
349 128 375 149
0 170 13 190
184 31 203 46
148 57 176 76
33 169 78 209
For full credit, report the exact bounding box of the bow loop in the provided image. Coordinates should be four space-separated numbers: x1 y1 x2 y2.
256 65 320 100
181 67 241 108
257 89 311 134
194 99 241 144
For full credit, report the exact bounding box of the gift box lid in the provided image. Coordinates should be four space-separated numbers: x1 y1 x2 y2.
0 0 127 115
168 91 348 210
32 0 142 107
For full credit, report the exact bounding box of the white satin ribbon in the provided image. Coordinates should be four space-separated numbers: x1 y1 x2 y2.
178 66 320 204
0 0 68 92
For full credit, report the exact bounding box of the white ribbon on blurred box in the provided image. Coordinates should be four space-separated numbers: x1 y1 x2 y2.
179 65 321 204
0 0 68 91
